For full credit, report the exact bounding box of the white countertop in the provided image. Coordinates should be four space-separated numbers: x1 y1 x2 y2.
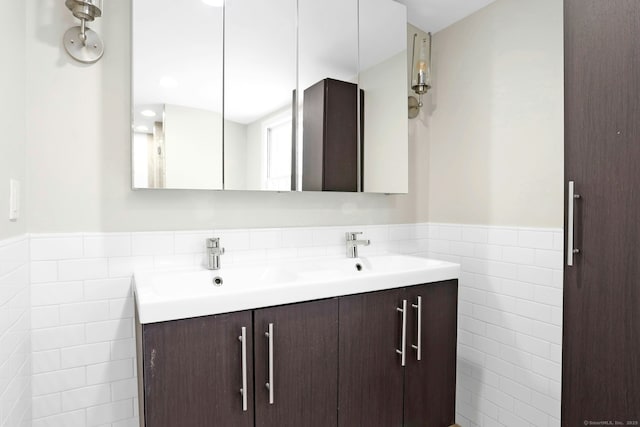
134 254 460 324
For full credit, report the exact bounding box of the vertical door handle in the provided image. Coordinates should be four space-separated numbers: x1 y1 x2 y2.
411 296 422 361
265 323 274 404
396 300 408 367
238 327 248 412
567 181 581 266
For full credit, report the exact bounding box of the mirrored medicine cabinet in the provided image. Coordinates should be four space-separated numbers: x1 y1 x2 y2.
131 0 408 194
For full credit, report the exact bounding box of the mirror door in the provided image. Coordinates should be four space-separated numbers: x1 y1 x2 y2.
132 0 224 190
297 0 359 192
131 0 409 194
359 0 408 194
224 0 297 191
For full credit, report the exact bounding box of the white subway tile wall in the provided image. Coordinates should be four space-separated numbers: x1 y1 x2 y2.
28 224 563 427
424 224 563 427
31 232 139 427
0 235 31 427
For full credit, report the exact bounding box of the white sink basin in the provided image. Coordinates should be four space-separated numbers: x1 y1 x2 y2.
134 255 460 324
328 255 449 274
148 264 298 298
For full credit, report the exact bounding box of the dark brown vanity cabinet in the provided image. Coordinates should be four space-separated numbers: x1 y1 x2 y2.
338 288 406 426
404 282 458 427
254 300 339 427
138 299 339 427
339 280 458 427
137 280 458 427
139 311 254 427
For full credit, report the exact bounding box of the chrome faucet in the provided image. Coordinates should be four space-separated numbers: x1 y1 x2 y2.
206 238 225 270
346 232 370 259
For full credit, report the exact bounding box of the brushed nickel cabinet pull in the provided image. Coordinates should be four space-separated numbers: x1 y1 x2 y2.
396 300 408 366
238 327 248 412
568 181 581 266
265 323 274 404
411 296 422 361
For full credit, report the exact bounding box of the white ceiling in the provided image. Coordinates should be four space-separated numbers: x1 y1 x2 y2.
396 0 497 33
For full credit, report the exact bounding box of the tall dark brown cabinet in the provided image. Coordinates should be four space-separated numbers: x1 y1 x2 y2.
302 78 359 192
563 0 640 424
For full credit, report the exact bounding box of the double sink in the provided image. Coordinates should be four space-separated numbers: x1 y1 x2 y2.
135 254 460 324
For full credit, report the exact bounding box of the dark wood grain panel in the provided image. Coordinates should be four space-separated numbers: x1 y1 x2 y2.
564 0 640 424
142 312 254 427
302 78 358 192
404 280 458 427
135 307 146 427
323 78 358 192
254 299 339 427
338 288 405 427
302 80 325 191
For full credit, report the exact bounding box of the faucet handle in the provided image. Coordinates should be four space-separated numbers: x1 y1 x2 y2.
346 231 363 241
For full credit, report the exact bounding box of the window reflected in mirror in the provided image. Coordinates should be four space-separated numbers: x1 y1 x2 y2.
223 0 297 191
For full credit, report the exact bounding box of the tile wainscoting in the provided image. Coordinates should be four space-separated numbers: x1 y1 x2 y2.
0 235 31 427
424 224 563 427
28 223 562 427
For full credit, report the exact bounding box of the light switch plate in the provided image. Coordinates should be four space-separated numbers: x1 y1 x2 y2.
9 179 19 221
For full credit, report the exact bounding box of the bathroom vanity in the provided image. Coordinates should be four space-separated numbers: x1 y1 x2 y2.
134 255 459 427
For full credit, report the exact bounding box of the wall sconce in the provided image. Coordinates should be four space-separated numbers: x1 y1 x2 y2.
408 32 432 119
63 0 104 64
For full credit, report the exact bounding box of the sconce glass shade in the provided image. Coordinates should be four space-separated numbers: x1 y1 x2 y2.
65 0 103 21
411 35 431 95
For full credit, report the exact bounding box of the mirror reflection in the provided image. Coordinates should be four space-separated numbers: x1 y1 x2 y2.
298 0 359 192
359 0 408 193
223 0 297 191
132 0 224 190
131 0 408 194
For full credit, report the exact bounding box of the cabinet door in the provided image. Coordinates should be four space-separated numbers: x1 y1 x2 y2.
564 0 640 423
254 299 339 427
338 288 406 427
404 281 458 427
141 312 253 427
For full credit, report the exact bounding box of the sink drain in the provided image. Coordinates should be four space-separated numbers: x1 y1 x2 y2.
213 276 223 286
355 263 363 271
